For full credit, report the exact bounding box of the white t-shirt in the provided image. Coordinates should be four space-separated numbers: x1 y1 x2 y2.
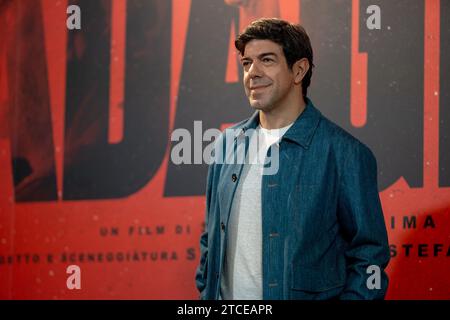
220 122 293 300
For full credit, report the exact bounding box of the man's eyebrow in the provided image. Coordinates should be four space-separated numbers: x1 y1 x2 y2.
257 52 277 59
240 52 278 61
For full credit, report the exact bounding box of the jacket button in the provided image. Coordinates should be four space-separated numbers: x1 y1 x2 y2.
221 222 225 231
231 174 237 182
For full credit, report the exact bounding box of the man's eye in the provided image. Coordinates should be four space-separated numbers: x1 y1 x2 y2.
242 61 250 67
263 58 273 63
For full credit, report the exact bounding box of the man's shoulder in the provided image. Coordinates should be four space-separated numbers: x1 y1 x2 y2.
317 113 375 159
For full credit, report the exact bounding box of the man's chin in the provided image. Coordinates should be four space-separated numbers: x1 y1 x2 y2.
249 101 270 111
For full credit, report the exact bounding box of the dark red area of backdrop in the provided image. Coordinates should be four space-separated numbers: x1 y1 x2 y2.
0 0 449 299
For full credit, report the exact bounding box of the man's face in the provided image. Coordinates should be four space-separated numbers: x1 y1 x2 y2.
240 39 295 111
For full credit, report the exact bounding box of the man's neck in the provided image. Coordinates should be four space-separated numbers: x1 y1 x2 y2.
259 97 306 130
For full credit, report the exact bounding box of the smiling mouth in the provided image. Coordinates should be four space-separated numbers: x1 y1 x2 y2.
250 84 271 91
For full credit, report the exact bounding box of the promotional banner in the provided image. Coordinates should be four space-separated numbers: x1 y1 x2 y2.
0 0 449 299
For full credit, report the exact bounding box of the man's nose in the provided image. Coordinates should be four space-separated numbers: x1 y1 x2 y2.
247 61 262 78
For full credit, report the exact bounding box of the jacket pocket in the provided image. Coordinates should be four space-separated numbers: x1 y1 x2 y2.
289 264 345 299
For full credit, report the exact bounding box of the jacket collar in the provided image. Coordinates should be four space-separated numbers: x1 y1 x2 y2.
238 98 322 149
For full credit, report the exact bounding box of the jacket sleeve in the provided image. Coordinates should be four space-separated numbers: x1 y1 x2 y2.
195 163 215 299
337 142 391 300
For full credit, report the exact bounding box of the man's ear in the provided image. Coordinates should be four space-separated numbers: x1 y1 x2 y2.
293 58 310 85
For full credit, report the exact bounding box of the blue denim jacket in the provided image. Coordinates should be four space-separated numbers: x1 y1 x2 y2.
195 98 390 300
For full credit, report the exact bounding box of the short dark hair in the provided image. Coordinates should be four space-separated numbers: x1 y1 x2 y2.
235 18 314 99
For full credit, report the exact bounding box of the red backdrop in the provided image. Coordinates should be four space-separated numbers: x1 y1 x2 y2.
0 0 449 299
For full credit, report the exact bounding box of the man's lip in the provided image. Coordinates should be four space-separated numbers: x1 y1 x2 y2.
250 84 271 90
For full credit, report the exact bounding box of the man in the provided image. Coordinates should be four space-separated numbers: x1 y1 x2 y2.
195 18 390 300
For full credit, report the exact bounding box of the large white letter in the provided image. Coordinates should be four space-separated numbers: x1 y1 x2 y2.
171 128 192 164
66 5 81 30
66 265 81 290
366 265 381 289
366 5 381 30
